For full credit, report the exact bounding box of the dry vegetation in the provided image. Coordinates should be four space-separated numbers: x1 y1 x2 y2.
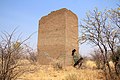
0 6 119 80
17 60 105 80
0 29 118 80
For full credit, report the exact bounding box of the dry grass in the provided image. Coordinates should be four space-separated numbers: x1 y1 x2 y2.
16 60 105 80
83 60 97 69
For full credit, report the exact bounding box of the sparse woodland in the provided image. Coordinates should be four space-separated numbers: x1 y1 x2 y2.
0 6 120 80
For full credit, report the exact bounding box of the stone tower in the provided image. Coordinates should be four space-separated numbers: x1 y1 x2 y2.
38 8 78 65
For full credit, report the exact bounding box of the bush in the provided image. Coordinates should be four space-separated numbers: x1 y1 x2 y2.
90 50 104 69
53 61 63 70
0 29 34 80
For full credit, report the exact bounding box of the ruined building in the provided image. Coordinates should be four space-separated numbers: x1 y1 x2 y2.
38 8 78 65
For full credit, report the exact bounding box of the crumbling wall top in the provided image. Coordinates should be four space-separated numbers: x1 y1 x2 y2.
39 8 78 24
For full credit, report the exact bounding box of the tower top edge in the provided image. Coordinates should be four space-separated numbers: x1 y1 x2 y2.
39 8 78 24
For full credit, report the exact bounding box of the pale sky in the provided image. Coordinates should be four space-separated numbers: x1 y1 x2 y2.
0 0 119 56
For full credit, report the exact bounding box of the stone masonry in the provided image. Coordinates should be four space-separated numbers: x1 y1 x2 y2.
38 8 78 65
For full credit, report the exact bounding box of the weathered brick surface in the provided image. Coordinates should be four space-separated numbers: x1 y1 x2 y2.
38 8 78 65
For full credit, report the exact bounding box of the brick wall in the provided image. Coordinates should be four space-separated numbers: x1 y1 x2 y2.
38 8 78 65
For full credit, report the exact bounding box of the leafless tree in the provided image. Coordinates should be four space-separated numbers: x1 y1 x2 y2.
108 7 120 29
0 29 34 80
80 8 120 80
106 7 120 75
